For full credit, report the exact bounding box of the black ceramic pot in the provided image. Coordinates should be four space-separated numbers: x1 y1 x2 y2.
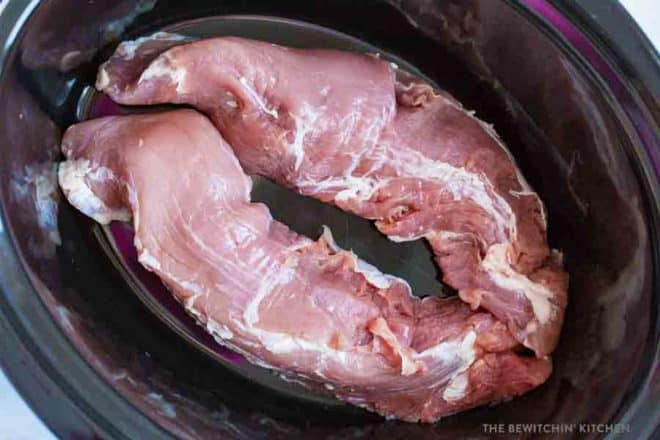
0 1 658 439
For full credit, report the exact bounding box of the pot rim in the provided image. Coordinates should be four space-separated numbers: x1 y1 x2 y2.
0 0 657 438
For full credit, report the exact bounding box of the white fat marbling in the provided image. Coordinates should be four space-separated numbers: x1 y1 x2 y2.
243 263 296 326
416 330 476 366
319 225 340 251
238 76 279 119
286 102 324 171
58 159 131 224
481 243 555 324
415 331 476 402
355 259 393 289
206 318 234 340
255 330 329 355
440 94 548 229
137 248 161 270
301 145 516 242
139 53 187 93
319 226 411 293
442 372 469 402
117 31 188 60
96 65 111 90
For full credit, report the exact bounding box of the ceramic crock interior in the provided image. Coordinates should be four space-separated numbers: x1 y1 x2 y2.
0 0 657 438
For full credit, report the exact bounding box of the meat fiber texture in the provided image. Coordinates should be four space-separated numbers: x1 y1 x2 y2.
58 33 568 422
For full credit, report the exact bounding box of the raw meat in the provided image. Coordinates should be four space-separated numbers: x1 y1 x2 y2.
59 110 551 422
96 34 568 357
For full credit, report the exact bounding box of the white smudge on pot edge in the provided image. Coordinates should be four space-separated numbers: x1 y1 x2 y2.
11 163 62 246
147 392 177 419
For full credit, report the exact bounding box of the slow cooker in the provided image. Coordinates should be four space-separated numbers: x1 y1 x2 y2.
0 0 658 438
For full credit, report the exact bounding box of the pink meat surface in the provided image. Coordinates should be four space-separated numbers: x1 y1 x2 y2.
58 110 551 422
96 34 568 357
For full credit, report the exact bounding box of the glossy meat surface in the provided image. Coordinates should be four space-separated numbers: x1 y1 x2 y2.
59 110 552 422
97 34 568 357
